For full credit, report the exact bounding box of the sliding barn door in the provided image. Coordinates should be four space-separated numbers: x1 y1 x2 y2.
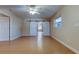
0 17 9 41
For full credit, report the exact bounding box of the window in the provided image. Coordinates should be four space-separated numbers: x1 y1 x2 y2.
54 17 62 29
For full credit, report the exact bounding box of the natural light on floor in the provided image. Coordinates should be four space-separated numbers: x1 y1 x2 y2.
37 22 43 51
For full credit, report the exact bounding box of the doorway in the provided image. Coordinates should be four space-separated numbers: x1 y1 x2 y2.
37 22 43 39
29 21 50 36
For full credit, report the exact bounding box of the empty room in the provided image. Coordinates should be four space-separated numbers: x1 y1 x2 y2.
0 5 79 54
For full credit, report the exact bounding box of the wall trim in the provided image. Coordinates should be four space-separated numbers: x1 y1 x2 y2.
0 39 9 41
22 34 51 37
51 35 79 54
10 35 22 40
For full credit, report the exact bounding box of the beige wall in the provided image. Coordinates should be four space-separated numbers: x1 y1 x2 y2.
51 6 79 53
0 9 23 40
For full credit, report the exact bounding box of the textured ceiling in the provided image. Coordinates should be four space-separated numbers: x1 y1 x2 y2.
0 5 61 19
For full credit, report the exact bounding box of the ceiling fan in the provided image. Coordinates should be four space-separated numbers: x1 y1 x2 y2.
26 5 40 15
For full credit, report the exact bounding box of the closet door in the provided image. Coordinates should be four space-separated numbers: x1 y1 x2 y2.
0 17 9 41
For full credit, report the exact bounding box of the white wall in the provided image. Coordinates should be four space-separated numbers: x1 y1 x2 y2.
22 19 30 36
51 6 79 53
43 22 50 36
0 9 23 41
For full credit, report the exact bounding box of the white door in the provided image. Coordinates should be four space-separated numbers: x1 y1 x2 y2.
30 22 38 36
0 17 9 41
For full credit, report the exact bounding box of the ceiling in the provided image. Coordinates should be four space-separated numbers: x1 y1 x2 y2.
0 5 61 19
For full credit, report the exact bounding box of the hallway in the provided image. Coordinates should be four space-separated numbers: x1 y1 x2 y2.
0 36 74 54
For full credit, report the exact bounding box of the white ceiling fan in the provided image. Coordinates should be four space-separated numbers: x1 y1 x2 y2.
26 5 40 15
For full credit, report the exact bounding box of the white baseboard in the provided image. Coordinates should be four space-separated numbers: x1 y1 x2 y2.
51 35 79 54
22 34 30 36
10 35 22 40
22 34 51 37
0 39 9 41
